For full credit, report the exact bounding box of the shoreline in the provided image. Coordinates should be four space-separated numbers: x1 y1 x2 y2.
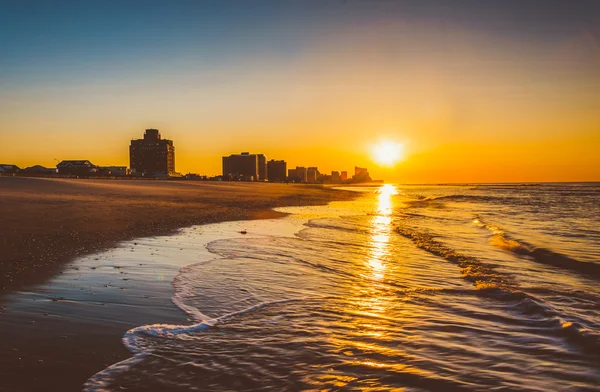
1 219 298 392
0 180 363 392
0 177 357 295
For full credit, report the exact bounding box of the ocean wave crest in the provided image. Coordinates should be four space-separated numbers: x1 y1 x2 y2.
474 216 600 277
394 224 517 291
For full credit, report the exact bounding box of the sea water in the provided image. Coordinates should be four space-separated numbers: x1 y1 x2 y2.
86 183 600 391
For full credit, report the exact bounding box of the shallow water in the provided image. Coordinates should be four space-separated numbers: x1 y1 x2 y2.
86 183 600 391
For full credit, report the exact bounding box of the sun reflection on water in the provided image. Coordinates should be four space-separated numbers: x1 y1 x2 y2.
349 184 399 337
376 184 398 216
350 184 399 339
367 184 398 281
332 184 428 384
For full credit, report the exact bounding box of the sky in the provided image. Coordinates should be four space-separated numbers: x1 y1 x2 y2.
1 0 599 183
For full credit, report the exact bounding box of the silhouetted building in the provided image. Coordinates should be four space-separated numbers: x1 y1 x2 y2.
288 166 307 183
56 160 98 176
355 166 367 176
319 174 332 183
130 129 175 176
257 154 267 181
353 166 372 183
23 165 56 175
98 166 129 176
185 173 207 180
0 164 21 175
267 160 287 182
307 167 320 183
287 168 296 182
341 171 348 181
223 152 268 181
331 171 341 183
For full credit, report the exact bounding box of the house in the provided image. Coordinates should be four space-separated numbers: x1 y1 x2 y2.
0 164 21 175
24 165 57 175
56 160 98 176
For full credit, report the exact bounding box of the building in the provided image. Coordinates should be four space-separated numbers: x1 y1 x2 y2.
288 166 307 183
267 160 287 182
98 166 129 176
222 152 267 181
223 152 257 181
287 168 296 182
331 171 341 183
296 167 307 182
353 166 372 183
355 166 368 177
319 174 332 183
307 167 320 183
129 129 175 176
185 173 207 180
56 160 98 176
0 164 21 175
340 171 348 181
23 165 56 175
257 154 267 181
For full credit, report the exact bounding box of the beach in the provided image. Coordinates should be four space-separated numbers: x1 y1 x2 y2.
0 177 356 391
0 177 354 293
1 181 599 391
0 215 318 391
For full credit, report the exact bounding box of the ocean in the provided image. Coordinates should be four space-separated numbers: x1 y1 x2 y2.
86 183 600 391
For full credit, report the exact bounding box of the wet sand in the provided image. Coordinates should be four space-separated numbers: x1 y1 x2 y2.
0 177 354 293
0 218 306 391
0 178 356 391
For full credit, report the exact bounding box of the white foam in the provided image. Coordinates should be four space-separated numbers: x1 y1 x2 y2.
84 200 370 391
83 352 151 392
85 296 326 391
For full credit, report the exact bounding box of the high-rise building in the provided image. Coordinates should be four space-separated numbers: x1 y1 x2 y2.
267 160 287 182
331 171 341 183
288 166 307 183
257 154 267 181
222 152 268 181
353 166 372 183
341 171 348 181
307 167 320 183
355 166 368 176
287 168 297 182
130 129 175 175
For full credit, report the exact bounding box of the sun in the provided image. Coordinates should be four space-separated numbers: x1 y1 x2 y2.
371 141 404 166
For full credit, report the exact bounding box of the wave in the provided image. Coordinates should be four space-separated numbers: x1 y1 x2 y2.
303 217 370 234
474 216 600 277
84 297 321 391
403 194 517 207
84 193 600 391
559 321 600 355
394 224 517 291
393 224 600 353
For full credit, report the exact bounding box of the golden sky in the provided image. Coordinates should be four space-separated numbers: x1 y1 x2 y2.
1 1 599 182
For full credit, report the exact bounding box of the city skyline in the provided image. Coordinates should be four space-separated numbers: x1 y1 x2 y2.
1 1 599 182
1 128 374 183
3 122 598 183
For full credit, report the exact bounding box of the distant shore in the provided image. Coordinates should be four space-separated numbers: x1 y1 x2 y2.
0 177 356 294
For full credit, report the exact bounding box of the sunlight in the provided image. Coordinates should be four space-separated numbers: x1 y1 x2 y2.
376 184 398 215
371 141 404 166
365 184 397 281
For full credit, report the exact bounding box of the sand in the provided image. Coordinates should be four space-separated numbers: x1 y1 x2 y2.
0 177 355 293
0 177 357 391
0 218 305 391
